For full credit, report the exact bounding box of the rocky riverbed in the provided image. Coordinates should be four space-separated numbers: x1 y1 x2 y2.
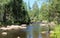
0 24 27 38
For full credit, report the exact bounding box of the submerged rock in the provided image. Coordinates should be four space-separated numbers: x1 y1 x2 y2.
2 32 7 36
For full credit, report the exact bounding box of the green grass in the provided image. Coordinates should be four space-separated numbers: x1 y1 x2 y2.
50 24 60 38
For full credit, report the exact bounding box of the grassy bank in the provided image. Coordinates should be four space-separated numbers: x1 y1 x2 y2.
50 24 60 38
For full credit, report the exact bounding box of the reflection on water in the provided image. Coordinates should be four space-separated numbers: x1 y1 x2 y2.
27 23 49 38
27 25 33 38
0 23 49 38
27 23 41 38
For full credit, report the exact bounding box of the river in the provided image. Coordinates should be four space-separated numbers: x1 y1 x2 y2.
0 23 49 38
26 23 49 38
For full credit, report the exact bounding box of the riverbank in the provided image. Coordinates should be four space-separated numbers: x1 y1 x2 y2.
0 25 27 38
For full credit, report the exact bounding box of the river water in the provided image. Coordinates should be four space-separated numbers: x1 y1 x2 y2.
0 23 49 38
26 23 49 38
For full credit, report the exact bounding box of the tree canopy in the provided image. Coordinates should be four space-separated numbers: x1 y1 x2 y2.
0 0 60 25
0 0 30 25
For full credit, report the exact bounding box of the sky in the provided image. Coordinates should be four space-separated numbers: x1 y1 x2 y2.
23 0 45 9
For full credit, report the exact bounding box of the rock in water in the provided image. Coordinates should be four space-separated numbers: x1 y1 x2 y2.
2 32 7 36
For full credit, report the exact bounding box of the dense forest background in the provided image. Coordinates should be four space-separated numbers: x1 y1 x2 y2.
0 0 60 25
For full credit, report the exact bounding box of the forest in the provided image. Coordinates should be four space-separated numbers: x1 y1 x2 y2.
0 0 60 38
0 0 60 25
